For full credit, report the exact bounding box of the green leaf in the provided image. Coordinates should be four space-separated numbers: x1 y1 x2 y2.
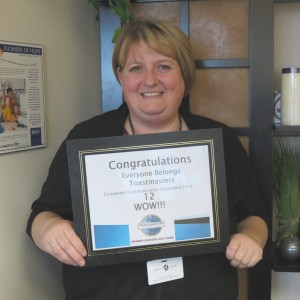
273 138 300 242
88 0 136 40
112 27 121 43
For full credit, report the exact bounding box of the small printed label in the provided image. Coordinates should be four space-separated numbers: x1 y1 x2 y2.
147 257 184 285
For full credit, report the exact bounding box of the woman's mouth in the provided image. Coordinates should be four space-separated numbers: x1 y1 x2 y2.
141 92 163 97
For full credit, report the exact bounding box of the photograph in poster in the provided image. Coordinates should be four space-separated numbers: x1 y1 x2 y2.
67 129 230 266
0 40 46 154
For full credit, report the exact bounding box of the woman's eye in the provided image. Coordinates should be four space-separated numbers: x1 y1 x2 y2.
129 66 142 72
158 65 171 71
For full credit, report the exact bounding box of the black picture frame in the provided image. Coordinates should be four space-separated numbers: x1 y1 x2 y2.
67 128 229 266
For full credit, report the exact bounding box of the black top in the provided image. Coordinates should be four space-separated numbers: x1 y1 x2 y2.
27 103 266 300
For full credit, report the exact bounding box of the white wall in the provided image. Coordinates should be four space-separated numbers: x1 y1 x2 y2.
274 3 300 89
272 3 300 300
0 1 100 299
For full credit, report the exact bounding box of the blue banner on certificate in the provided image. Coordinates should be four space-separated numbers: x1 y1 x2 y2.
67 128 230 266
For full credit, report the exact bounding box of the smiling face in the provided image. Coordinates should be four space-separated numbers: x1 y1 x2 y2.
4 96 10 106
117 43 185 130
13 104 20 115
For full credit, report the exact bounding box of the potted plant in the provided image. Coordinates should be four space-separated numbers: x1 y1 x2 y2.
88 0 136 42
273 138 300 261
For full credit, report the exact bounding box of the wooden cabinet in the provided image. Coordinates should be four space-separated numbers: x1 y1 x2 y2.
272 0 300 273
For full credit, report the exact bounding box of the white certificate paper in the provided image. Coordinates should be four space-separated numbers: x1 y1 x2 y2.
85 144 214 250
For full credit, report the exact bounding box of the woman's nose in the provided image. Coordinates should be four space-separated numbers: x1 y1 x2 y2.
144 69 158 86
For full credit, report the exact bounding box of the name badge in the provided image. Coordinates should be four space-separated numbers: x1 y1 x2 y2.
147 257 184 285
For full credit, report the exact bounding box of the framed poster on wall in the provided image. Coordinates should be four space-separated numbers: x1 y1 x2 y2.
0 40 46 154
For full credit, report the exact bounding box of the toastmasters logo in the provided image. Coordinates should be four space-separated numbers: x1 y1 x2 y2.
138 214 165 236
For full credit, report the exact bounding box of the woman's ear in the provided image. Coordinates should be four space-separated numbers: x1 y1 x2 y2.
117 67 123 85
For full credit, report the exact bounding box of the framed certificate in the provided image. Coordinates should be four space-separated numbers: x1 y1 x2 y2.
67 128 230 266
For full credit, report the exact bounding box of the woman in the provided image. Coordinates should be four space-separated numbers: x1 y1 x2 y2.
27 19 268 299
1 87 17 110
2 95 16 122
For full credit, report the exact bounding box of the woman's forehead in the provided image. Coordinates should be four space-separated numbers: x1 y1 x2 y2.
126 43 174 63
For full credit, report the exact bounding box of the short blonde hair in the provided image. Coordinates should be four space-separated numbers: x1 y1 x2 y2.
112 19 196 96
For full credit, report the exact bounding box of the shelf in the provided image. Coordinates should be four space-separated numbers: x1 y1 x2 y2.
273 125 300 136
195 59 249 69
274 0 300 3
100 0 186 3
273 242 300 272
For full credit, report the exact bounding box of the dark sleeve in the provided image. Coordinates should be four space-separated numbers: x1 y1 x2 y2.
222 127 267 233
26 138 72 238
26 107 128 239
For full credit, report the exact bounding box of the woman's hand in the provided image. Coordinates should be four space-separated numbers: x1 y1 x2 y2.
31 211 87 266
226 233 263 268
225 216 267 268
